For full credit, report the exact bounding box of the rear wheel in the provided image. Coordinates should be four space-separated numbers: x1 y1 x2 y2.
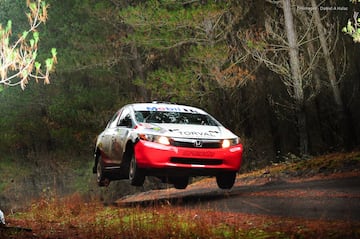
216 172 236 189
129 154 145 186
172 176 189 189
96 156 109 187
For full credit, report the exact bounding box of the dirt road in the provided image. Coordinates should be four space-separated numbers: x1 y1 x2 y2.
117 174 360 222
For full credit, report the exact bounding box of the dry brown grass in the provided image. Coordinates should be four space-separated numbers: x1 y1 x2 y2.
4 193 359 239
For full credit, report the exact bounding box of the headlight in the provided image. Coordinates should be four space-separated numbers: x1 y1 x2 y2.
222 139 231 148
157 136 171 145
139 134 171 146
222 138 240 148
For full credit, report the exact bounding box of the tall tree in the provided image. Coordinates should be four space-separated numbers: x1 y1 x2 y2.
241 0 311 155
311 0 343 110
310 0 355 147
282 0 308 155
113 1 254 104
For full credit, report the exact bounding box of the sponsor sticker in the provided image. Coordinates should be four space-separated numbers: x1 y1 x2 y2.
178 131 218 137
145 106 199 113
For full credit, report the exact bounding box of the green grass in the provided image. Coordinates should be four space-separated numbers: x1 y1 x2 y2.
0 156 27 192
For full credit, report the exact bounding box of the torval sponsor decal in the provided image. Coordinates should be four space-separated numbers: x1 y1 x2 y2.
178 131 219 137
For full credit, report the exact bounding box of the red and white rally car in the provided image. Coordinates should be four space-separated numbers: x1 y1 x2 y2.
93 102 243 189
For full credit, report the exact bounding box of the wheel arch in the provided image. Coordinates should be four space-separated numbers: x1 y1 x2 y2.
93 147 102 174
123 140 135 162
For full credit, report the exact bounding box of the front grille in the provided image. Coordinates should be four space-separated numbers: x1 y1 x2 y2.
171 138 222 148
170 157 223 165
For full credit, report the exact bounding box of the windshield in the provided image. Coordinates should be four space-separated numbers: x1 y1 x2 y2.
134 111 220 126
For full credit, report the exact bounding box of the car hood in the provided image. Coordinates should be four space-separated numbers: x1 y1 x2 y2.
136 123 237 139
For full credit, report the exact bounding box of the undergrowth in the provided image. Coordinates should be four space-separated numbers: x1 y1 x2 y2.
238 151 360 179
7 193 288 239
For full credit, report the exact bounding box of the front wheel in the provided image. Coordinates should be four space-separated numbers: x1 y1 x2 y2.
216 172 236 189
172 176 189 189
129 154 145 186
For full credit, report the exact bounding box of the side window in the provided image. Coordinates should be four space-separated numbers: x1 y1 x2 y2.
107 111 121 129
118 108 133 128
119 114 132 128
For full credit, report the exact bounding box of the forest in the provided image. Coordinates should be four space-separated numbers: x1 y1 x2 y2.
0 0 359 209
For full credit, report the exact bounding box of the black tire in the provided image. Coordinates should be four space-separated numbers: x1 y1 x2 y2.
96 156 108 187
172 176 189 189
129 154 145 186
216 172 236 189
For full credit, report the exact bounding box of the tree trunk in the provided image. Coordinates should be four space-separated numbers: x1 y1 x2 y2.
130 44 148 101
311 0 355 148
282 0 308 155
311 0 343 108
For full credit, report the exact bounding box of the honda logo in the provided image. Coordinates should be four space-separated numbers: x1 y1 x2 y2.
194 140 203 148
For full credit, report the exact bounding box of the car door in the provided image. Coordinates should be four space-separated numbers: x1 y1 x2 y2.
110 107 133 164
99 110 122 162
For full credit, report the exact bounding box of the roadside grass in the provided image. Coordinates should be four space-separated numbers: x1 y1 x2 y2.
5 191 358 239
3 151 360 238
238 151 360 180
7 193 289 239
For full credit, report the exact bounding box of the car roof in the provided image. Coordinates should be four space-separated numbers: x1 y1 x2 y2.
128 102 208 115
